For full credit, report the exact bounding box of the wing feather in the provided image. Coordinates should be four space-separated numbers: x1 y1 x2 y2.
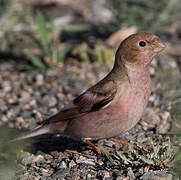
41 80 117 125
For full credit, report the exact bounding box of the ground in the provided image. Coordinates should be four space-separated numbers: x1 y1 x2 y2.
0 55 179 179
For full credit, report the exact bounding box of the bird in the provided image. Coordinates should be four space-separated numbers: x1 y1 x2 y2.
12 32 165 147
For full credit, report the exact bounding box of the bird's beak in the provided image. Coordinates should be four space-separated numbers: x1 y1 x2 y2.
154 41 166 53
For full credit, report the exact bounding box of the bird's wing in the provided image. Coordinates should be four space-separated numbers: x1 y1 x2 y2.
42 80 117 125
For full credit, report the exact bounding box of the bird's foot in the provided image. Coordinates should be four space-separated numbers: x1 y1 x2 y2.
84 140 104 155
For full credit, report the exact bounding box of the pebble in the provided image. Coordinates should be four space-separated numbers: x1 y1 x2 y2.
1 115 8 122
76 156 96 167
127 167 135 179
140 171 173 180
59 161 67 169
36 74 44 86
16 117 25 123
157 111 171 134
103 171 111 179
69 160 76 167
42 95 57 107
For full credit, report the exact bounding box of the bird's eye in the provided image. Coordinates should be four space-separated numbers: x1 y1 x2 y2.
139 41 146 47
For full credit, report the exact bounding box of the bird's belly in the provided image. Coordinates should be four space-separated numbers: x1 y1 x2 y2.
123 88 150 132
65 85 151 140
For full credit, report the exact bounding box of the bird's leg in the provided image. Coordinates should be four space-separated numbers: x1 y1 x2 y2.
109 138 139 150
84 140 103 155
109 138 129 145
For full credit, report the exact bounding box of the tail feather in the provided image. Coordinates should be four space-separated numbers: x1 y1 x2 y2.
9 125 50 143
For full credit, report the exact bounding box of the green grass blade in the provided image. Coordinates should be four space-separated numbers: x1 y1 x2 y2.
27 51 46 70
36 11 49 46
23 64 36 71
24 32 44 52
139 155 154 165
116 151 132 165
57 45 71 62
99 146 116 165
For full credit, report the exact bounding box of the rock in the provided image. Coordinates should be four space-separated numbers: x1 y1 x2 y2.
76 156 96 167
59 161 67 169
1 115 8 122
21 91 31 99
42 95 57 107
21 154 43 166
127 167 135 180
103 171 111 180
16 117 25 124
52 168 70 179
142 108 161 130
140 171 173 180
69 160 76 167
36 74 44 86
156 111 171 134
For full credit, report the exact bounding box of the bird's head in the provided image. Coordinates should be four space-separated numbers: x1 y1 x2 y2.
115 32 165 70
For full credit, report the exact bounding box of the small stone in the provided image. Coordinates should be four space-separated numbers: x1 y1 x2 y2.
149 94 157 103
21 154 35 165
7 109 16 119
1 115 8 122
21 91 31 99
57 93 65 100
59 161 67 169
21 111 32 118
76 156 96 167
141 108 161 131
116 176 123 180
8 97 17 104
30 99 36 106
3 85 12 92
149 66 155 76
16 117 25 123
36 74 44 86
22 104 31 110
87 174 92 179
35 111 42 119
127 167 135 180
157 111 171 134
0 103 7 111
33 155 45 163
143 109 160 125
99 139 115 148
140 171 173 180
42 168 54 177
69 160 76 167
52 168 70 179
97 159 104 166
43 96 57 107
103 171 110 180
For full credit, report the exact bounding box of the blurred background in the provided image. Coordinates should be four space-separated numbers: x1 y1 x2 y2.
0 0 180 69
0 0 181 179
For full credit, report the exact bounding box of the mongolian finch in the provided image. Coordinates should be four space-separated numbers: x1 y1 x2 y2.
12 32 165 143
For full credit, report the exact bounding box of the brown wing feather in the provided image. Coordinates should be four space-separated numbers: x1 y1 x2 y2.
41 80 117 125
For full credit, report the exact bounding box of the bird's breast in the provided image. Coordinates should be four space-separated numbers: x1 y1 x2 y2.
118 70 151 131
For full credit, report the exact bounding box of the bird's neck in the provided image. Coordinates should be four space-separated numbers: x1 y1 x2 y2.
111 61 150 82
124 62 150 73
126 65 150 83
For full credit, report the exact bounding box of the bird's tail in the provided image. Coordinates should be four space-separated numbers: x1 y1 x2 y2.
9 125 50 143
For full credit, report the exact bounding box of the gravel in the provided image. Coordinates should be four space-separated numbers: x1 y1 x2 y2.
0 59 177 179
